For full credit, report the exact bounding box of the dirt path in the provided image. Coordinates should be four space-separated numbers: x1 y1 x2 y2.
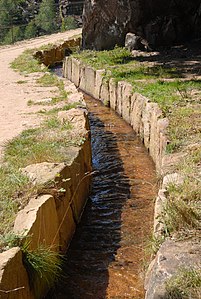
0 28 81 160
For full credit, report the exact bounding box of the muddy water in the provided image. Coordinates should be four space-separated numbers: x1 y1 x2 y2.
48 94 157 299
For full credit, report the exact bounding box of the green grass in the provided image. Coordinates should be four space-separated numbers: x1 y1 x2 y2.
3 118 77 169
166 105 201 152
161 148 201 237
132 80 201 114
11 49 48 73
37 103 79 115
36 73 60 87
73 47 132 69
0 112 82 247
165 268 201 299
22 243 63 298
0 166 32 238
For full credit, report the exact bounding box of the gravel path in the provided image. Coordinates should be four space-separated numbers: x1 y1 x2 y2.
0 28 81 160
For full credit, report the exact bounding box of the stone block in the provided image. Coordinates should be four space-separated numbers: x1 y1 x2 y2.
156 118 169 171
109 78 117 110
130 93 147 134
71 58 81 87
63 57 72 81
14 194 59 251
85 67 96 96
145 240 201 299
0 247 33 299
79 65 86 91
121 82 133 124
100 80 110 105
149 104 163 166
116 81 125 116
153 189 167 236
94 69 105 99
56 188 76 252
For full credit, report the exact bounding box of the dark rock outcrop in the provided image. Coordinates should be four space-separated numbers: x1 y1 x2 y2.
82 0 201 50
82 0 131 50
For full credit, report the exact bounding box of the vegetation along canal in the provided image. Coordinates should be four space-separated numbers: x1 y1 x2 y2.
48 68 158 299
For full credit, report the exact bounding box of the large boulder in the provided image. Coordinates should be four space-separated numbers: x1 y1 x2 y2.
82 0 131 50
82 0 201 50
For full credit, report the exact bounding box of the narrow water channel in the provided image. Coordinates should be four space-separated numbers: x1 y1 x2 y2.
48 88 157 298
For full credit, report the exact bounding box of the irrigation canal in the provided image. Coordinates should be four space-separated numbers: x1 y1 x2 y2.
47 69 158 298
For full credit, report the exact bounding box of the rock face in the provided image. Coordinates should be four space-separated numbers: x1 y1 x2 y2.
82 0 131 50
145 239 201 299
82 0 201 49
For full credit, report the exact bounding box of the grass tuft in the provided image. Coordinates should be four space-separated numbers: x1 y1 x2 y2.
22 243 63 298
165 268 201 299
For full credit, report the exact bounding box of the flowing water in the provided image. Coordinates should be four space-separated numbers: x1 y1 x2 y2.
47 85 158 298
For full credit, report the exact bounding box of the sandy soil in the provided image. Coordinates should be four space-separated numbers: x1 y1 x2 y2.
0 28 81 160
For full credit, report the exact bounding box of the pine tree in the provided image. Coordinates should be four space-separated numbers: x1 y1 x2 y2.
0 0 26 43
24 20 37 39
35 0 57 34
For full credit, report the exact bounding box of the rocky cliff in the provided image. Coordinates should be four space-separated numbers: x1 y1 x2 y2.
82 0 201 50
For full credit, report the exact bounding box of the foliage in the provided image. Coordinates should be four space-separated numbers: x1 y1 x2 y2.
165 268 201 299
61 16 78 31
162 152 201 237
0 166 31 237
35 0 57 34
24 20 37 40
22 243 63 298
0 231 26 252
3 25 24 44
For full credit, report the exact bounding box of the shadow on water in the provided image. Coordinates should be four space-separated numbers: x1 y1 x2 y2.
47 94 157 299
48 109 130 299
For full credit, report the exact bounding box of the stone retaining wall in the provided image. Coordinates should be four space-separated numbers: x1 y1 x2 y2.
63 56 200 299
0 108 92 299
63 56 169 174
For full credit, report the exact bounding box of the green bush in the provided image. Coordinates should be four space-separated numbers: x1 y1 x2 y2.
61 16 78 31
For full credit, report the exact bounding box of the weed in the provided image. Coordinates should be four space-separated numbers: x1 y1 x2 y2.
165 268 201 299
27 100 34 106
147 233 166 255
16 80 27 84
44 117 61 129
22 243 63 298
0 166 32 237
0 231 26 252
167 105 201 152
162 178 201 237
37 103 79 115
